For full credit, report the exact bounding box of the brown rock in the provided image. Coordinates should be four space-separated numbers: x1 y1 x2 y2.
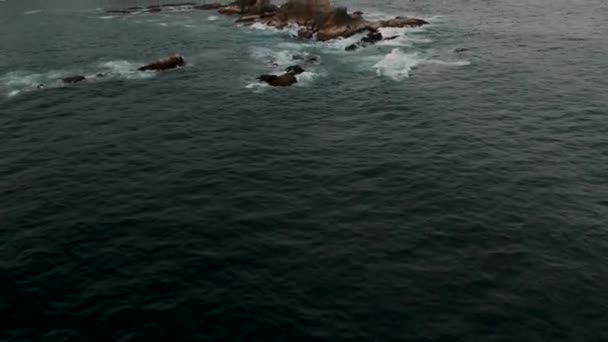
218 5 242 15
377 17 430 28
315 7 372 41
138 55 186 71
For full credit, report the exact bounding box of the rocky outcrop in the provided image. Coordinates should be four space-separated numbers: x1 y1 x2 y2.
314 6 371 41
138 55 185 71
227 0 429 41
258 65 304 87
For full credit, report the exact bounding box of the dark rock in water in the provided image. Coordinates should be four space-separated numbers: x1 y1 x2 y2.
361 31 383 44
285 65 305 74
62 75 86 84
297 28 314 39
345 31 398 51
162 2 195 7
106 10 132 14
96 73 106 78
138 55 185 71
193 3 222 10
345 43 358 51
454 47 469 53
37 84 45 89
258 73 298 87
258 64 305 87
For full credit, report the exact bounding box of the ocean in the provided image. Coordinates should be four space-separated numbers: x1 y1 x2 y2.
1 0 607 340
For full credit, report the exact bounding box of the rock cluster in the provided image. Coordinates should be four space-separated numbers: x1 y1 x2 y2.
210 0 429 42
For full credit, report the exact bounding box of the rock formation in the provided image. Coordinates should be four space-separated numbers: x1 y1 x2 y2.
138 55 186 71
225 0 429 42
258 65 304 87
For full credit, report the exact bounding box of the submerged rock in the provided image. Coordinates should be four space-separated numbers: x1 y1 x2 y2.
258 64 305 87
193 3 222 10
138 55 185 71
62 75 86 84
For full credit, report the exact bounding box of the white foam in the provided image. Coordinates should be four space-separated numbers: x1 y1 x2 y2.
99 60 156 80
251 47 293 68
249 22 281 32
98 15 117 20
7 90 21 98
295 71 319 86
373 48 470 80
245 81 268 89
0 70 65 98
207 15 218 21
246 22 300 37
24 10 42 15
374 48 422 80
323 32 367 51
427 59 471 67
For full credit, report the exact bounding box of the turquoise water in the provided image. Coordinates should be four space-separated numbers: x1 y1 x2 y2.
1 1 608 340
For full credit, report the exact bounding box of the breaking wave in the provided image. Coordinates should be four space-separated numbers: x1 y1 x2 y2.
0 60 156 98
24 10 43 15
373 48 470 80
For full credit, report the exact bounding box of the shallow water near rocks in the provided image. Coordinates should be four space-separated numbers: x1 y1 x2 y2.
1 0 608 341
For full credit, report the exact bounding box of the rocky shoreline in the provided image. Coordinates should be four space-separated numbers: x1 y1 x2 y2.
109 0 429 43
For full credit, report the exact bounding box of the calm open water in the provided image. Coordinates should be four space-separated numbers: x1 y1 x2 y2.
1 0 608 341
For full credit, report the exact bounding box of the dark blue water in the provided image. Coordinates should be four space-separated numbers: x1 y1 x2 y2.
1 1 608 340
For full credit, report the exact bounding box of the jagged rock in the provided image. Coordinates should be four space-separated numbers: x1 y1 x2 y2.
345 31 400 51
275 0 332 26
258 65 305 87
138 55 185 71
62 75 86 84
315 7 372 41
